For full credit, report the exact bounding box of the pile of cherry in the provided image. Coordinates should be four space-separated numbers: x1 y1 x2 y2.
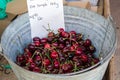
16 28 99 74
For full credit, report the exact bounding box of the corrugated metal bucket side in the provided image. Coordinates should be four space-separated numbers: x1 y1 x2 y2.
0 6 117 80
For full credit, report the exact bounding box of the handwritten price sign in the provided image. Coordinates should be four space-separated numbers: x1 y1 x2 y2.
27 0 65 38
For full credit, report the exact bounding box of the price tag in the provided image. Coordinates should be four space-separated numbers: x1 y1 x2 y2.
27 0 65 38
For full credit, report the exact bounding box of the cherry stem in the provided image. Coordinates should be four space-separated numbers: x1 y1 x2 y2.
42 24 54 33
26 50 37 66
73 62 79 72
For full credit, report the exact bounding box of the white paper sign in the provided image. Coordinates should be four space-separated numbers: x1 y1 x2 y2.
27 0 65 38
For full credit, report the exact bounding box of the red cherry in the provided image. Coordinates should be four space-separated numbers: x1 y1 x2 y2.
48 32 54 37
61 31 69 38
43 59 50 66
16 54 24 63
93 58 99 64
54 60 60 69
58 28 64 33
70 46 75 51
35 49 42 56
41 38 47 43
44 43 51 49
29 62 36 71
33 67 41 72
47 65 54 71
52 42 58 47
84 39 91 47
34 56 42 66
62 64 69 72
25 49 32 57
70 31 76 37
73 56 79 62
35 55 41 61
28 43 35 52
80 46 86 52
71 37 77 41
67 63 73 70
58 37 64 43
59 44 65 49
75 48 83 55
27 58 33 64
50 51 58 59
73 43 79 49
63 47 69 53
33 37 40 41
34 41 40 47
80 54 88 63
62 63 72 72
24 52 32 60
76 61 81 67
47 37 53 43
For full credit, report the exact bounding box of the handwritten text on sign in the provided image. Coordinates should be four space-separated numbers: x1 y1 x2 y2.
27 0 65 38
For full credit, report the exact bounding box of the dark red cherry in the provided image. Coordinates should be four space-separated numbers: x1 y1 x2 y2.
27 58 33 64
70 46 75 51
62 64 69 72
28 43 36 52
80 54 88 63
48 32 54 37
42 59 50 66
70 31 76 37
54 60 60 69
52 42 58 47
47 65 54 71
16 54 24 63
63 47 69 53
24 49 32 57
73 56 79 62
75 48 83 55
58 37 64 43
93 58 99 64
61 31 69 38
73 43 79 49
59 44 65 49
84 39 91 47
58 28 64 33
24 52 32 60
29 62 36 71
33 67 41 72
33 37 40 42
80 46 86 52
35 55 41 61
34 41 40 47
47 37 53 43
41 38 47 43
62 63 72 73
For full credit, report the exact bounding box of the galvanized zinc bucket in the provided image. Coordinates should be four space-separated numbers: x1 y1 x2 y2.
0 6 117 80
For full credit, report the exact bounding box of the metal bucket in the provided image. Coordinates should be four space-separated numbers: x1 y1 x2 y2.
0 6 117 80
